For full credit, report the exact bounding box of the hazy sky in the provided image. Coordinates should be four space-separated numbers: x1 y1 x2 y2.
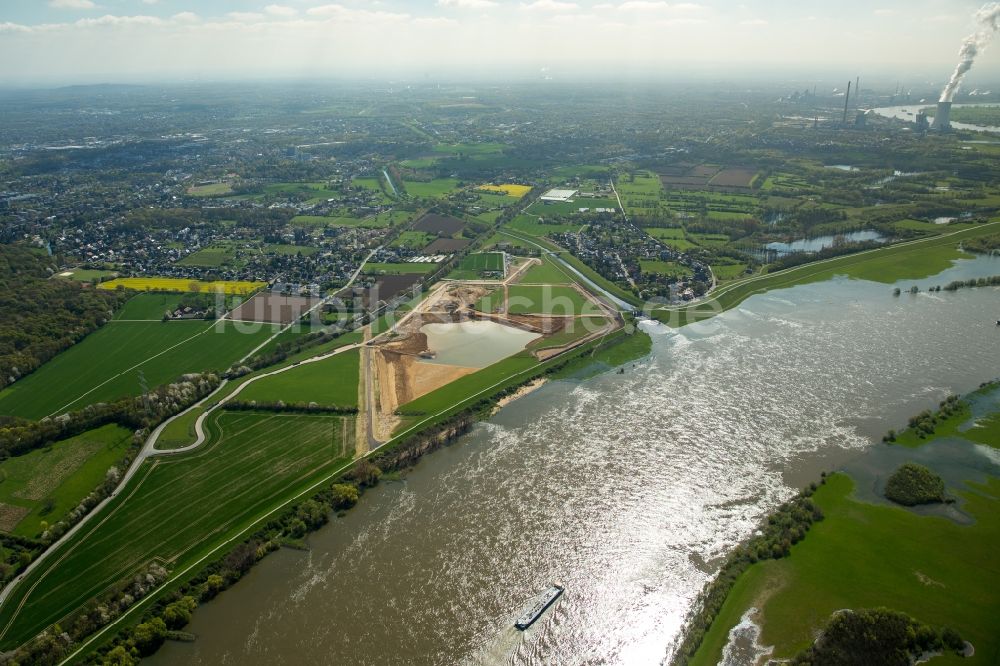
1 0 998 85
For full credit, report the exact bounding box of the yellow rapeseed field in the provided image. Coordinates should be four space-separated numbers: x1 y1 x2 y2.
477 184 532 198
98 277 265 295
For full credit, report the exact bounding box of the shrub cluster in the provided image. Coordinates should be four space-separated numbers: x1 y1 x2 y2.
943 275 1000 291
884 463 946 506
790 607 965 665
673 479 826 665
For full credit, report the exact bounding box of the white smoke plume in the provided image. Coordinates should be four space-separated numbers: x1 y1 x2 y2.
941 3 1000 102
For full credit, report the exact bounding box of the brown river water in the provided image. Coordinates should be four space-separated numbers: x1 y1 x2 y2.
148 257 1000 666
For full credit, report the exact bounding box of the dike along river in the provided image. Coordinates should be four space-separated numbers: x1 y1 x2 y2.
149 256 1000 666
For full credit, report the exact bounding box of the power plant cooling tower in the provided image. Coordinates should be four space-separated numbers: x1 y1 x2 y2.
932 101 952 131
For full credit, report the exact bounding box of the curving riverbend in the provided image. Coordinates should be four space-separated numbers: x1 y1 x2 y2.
148 256 1000 666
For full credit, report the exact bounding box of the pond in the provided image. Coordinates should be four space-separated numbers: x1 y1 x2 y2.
765 230 886 254
420 320 540 368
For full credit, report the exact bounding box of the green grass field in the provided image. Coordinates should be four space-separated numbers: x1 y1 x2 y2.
260 182 340 203
237 350 360 407
528 317 608 350
639 259 692 277
57 269 117 283
175 246 234 267
265 244 320 256
711 263 749 280
0 411 354 649
399 157 441 169
0 424 132 538
403 178 460 199
390 231 434 249
432 143 504 156
506 214 581 237
645 228 698 251
518 256 574 284
186 183 233 197
691 472 1000 666
114 294 186 320
156 406 205 450
477 285 594 315
0 321 276 420
363 262 439 274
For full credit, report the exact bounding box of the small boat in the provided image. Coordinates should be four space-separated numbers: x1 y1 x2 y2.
514 585 563 630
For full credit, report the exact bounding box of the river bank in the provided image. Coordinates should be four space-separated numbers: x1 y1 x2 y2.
146 258 1000 666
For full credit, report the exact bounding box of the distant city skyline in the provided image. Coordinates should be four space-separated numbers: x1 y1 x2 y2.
2 0 999 86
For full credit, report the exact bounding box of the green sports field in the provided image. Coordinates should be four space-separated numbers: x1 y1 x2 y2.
0 424 132 538
448 252 505 280
0 411 354 650
0 321 276 420
237 350 360 408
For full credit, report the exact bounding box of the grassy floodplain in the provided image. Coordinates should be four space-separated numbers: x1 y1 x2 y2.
0 411 355 650
98 278 264 296
0 424 132 538
690 473 1000 666
0 321 275 420
657 221 1000 326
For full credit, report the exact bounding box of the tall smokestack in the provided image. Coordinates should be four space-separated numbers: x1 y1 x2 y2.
842 81 851 126
855 76 860 107
932 101 953 131
941 3 1000 102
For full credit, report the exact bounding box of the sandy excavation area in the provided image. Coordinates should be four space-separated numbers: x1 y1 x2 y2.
367 281 620 437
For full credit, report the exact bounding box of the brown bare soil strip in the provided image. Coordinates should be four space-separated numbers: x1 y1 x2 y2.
0 504 31 533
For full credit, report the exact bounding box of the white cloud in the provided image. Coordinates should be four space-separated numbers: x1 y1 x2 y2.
740 18 768 26
438 0 498 7
172 12 199 23
0 22 33 33
520 0 579 11
414 16 460 26
49 0 95 8
874 9 896 16
227 12 265 22
140 0 159 5
617 1 672 10
265 4 298 17
73 14 164 27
